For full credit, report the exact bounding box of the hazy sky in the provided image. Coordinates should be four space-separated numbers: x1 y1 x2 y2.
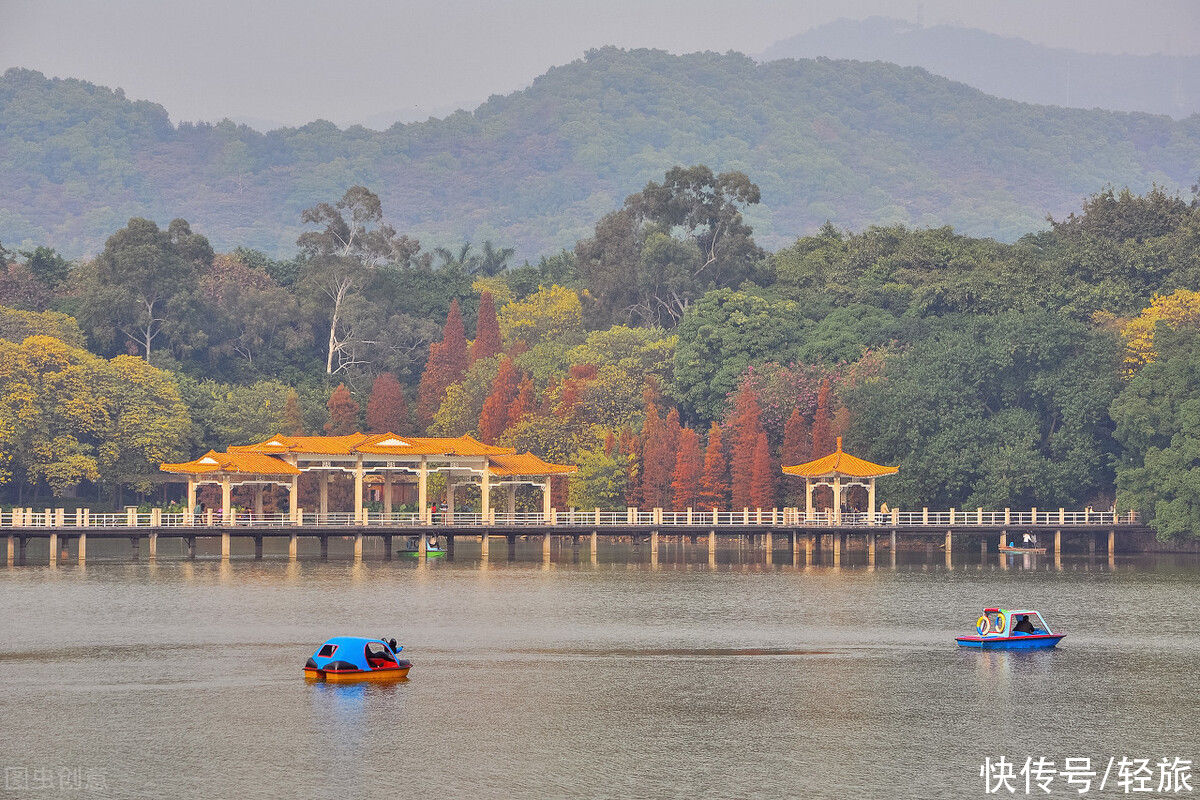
3 0 1198 128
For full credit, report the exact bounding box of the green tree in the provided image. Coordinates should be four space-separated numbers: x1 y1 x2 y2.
672 288 808 421
1111 327 1200 539
297 186 423 374
849 311 1122 510
72 218 213 360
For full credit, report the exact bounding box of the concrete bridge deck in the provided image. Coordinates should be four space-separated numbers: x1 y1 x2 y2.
3 507 1146 565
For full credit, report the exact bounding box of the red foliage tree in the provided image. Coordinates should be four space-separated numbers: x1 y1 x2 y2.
638 405 666 508
621 426 642 508
416 299 470 428
471 290 502 362
508 377 535 431
781 406 809 467
698 422 728 509
324 383 359 435
811 378 835 458
365 372 408 433
671 427 703 509
750 431 775 510
282 389 306 435
728 384 765 510
479 357 520 444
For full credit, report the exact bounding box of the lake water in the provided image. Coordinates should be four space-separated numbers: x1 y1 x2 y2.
2 539 1198 799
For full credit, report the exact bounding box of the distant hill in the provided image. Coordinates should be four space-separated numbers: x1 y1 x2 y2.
1 49 1198 259
761 17 1200 119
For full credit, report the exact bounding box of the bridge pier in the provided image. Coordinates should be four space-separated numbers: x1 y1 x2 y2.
77 532 86 564
319 536 329 560
1088 535 1096 557
289 533 298 560
221 531 231 560
480 532 489 559
129 536 139 560
590 531 598 557
980 537 987 560
383 534 393 560
1109 529 1116 563
506 535 517 561
7 534 14 566
1054 530 1061 558
763 530 772 563
945 530 952 568
48 532 58 566
354 532 364 562
149 532 158 561
543 532 552 561
867 533 876 564
832 533 841 565
255 535 264 561
185 536 196 560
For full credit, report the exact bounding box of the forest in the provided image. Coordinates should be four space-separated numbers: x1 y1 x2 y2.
3 167 1200 538
2 47 1199 260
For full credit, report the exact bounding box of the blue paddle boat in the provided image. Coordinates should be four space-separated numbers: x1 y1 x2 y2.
304 636 412 683
955 608 1064 650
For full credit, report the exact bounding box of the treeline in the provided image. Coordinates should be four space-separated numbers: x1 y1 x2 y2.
3 169 1200 537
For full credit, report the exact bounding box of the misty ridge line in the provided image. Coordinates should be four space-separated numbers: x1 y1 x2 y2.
1 44 1198 261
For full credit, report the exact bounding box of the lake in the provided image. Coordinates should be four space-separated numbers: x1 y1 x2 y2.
2 539 1198 799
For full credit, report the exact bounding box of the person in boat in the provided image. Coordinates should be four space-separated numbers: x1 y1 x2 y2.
1013 614 1036 634
389 638 398 653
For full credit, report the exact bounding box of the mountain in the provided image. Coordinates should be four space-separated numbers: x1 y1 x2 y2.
761 17 1200 119
1 49 1198 260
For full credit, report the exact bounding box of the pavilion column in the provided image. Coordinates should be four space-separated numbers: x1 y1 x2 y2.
446 479 455 524
542 480 552 520
833 476 843 524
481 466 491 520
418 458 428 522
186 477 197 526
867 479 876 523
805 480 814 522
221 476 233 526
288 476 299 524
253 485 264 517
383 471 394 520
508 485 517 516
354 456 364 523
319 474 329 520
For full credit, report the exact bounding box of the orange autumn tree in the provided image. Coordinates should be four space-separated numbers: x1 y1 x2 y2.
325 383 359 435
479 356 520 444
508 377 535 431
671 427 703 509
811 378 836 458
781 406 809 504
416 298 469 428
698 422 728 509
728 384 765 510
782 407 808 466
471 290 502 362
749 430 774 509
638 405 667 508
365 372 408 433
282 389 306 435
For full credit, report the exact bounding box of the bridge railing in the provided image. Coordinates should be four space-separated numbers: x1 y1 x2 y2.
0 507 1143 529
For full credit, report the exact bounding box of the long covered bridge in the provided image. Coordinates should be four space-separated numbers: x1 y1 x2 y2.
1 433 1147 564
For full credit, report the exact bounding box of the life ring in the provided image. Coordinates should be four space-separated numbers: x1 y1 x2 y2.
992 612 1007 634
976 616 991 636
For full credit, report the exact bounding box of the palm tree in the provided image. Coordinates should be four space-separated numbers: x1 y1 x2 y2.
477 240 515 276
434 242 479 273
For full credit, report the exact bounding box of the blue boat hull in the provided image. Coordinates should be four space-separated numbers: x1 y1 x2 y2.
956 634 1064 650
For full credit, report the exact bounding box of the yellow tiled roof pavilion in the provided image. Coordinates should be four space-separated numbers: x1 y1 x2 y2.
782 437 897 479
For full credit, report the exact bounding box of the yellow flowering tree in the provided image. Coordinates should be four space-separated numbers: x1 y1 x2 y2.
1121 289 1200 376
